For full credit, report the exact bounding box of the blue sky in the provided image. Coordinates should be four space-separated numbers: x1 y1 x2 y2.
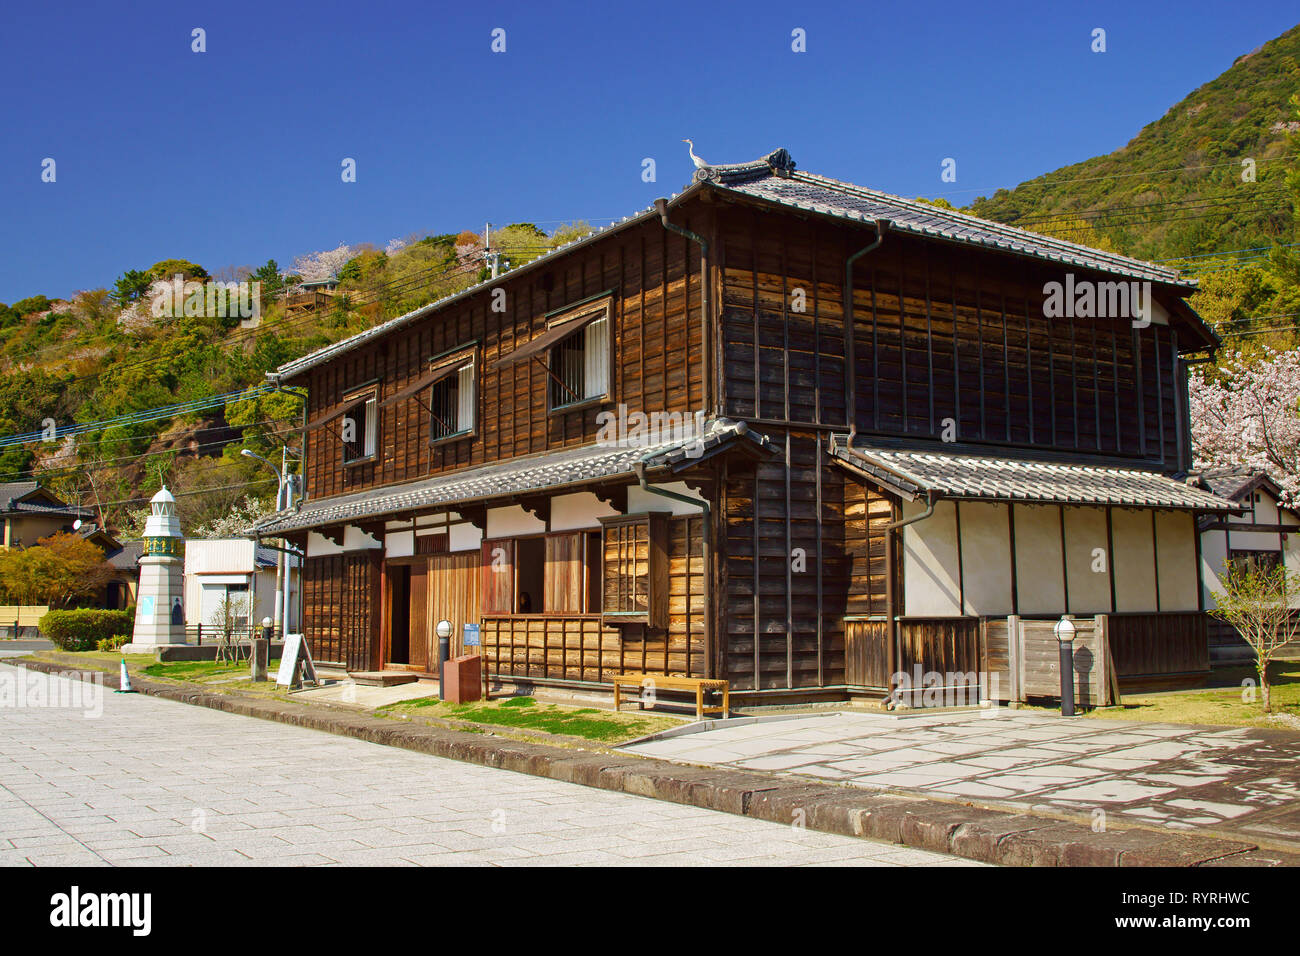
0 1 1295 302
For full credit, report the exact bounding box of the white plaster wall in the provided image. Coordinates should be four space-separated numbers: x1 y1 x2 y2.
550 491 620 532
385 530 414 558
449 522 482 552
1228 529 1283 551
956 502 1013 616
305 525 381 557
902 499 961 616
1200 527 1228 609
626 481 704 517
1255 494 1281 525
486 504 546 539
1063 506 1111 613
1013 505 1066 615
1112 509 1158 612
1155 510 1198 611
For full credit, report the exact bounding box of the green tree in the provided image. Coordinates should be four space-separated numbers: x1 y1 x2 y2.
1211 562 1300 713
112 269 152 304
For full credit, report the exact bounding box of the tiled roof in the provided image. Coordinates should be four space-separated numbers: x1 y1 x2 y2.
0 481 38 505
251 418 770 535
107 540 144 570
1199 470 1288 504
6 499 93 518
271 149 1198 383
0 480 91 518
830 437 1241 512
707 158 1193 287
1202 472 1258 500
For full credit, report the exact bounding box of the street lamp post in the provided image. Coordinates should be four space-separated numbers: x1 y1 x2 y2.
241 449 291 647
1054 615 1077 717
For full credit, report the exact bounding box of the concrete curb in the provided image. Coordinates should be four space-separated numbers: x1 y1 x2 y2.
17 658 1300 868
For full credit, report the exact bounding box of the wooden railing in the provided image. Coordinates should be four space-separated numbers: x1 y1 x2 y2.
844 616 982 691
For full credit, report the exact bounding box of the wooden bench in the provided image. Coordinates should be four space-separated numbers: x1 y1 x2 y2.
612 673 730 720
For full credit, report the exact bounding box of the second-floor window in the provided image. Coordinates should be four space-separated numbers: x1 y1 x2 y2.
429 359 476 442
550 315 609 410
342 391 378 464
494 294 613 412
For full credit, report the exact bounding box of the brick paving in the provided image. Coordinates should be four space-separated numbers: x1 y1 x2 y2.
626 710 1300 846
0 664 974 867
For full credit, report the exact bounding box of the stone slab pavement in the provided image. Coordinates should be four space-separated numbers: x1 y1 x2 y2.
0 664 972 867
625 710 1300 849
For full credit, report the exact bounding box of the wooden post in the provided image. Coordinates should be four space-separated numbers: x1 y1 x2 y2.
1007 614 1021 703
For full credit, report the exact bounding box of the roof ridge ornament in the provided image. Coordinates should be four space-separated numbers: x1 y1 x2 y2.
763 148 796 176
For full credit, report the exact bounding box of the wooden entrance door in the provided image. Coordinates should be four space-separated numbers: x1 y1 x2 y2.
428 552 482 660
391 552 482 673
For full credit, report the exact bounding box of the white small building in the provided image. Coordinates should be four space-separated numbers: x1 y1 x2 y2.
1199 471 1300 664
184 538 298 637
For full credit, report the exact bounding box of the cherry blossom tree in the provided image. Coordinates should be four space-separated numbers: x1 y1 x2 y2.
290 243 355 283
1189 347 1300 503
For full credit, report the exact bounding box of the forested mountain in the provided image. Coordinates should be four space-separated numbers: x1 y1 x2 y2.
967 23 1300 264
0 224 588 532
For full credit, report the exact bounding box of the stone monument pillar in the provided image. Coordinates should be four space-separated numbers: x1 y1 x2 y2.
123 486 187 653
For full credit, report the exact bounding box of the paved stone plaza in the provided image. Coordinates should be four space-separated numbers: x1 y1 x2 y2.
626 710 1300 846
0 664 971 867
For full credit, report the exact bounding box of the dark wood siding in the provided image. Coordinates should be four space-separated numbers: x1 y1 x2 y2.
300 216 706 501
302 552 378 670
716 205 1190 469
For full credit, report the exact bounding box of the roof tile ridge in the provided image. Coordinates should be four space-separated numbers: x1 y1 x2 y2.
788 171 1185 282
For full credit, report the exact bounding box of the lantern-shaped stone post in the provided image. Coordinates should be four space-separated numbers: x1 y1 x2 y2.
123 487 188 653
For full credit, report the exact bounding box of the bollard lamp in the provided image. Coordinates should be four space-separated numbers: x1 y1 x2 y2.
1053 615 1076 643
1054 615 1076 717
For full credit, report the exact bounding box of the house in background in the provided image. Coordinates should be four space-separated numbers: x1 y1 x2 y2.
253 148 1241 703
77 522 142 610
1199 471 1300 664
0 481 94 549
183 538 297 637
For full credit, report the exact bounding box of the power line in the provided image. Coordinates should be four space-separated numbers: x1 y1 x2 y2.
931 155 1299 200
91 477 278 511
0 385 276 449
0 419 296 485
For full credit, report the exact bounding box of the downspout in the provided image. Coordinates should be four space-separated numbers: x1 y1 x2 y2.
882 491 939 694
654 198 713 416
845 220 890 444
634 460 713 682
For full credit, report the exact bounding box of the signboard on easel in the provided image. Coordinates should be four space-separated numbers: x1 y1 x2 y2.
276 633 318 688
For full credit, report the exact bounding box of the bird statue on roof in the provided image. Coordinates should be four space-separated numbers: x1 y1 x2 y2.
683 139 709 169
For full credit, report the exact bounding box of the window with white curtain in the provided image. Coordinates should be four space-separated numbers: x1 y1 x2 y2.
429 358 477 441
551 315 609 409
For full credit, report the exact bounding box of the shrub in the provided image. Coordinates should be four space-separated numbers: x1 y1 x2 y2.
96 633 129 652
39 608 133 652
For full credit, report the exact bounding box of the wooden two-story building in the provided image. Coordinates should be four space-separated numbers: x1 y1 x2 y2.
254 148 1240 704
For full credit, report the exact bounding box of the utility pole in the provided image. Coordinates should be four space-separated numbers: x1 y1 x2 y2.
277 444 289 637
484 222 500 279
241 448 294 643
